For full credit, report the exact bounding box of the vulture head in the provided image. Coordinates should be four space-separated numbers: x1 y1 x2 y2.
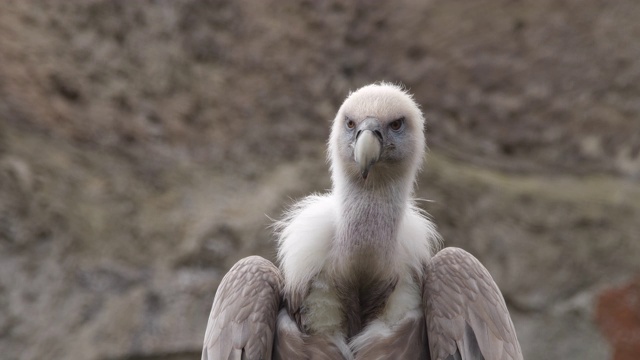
329 83 426 190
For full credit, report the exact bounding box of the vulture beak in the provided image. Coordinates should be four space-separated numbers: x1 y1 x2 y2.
354 117 383 180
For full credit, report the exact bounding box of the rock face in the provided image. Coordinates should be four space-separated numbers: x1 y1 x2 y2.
596 278 640 360
1 1 639 359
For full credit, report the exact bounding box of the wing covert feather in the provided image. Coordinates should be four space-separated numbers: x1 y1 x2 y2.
423 247 522 360
202 256 283 360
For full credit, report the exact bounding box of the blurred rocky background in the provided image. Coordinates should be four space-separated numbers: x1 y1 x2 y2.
1 1 639 359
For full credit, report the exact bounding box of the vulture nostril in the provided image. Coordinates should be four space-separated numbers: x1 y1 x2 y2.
373 130 383 141
356 130 363 139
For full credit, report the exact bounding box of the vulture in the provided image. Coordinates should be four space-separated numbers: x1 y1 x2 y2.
202 83 523 360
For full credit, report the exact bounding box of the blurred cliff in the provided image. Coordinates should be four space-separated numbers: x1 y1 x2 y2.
1 1 639 359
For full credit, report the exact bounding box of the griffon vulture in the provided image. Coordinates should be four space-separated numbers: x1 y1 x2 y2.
202 83 523 360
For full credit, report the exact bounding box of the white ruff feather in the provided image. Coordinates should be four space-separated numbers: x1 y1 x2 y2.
274 194 337 297
276 194 439 333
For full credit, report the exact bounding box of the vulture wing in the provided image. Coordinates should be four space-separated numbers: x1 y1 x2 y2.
202 256 283 360
423 247 523 360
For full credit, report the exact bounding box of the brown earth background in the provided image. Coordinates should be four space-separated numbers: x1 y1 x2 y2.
1 1 639 359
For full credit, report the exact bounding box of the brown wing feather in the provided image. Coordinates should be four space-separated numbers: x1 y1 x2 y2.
202 256 283 360
423 247 523 360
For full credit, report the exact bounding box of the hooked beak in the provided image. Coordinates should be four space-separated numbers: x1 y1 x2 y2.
354 118 383 180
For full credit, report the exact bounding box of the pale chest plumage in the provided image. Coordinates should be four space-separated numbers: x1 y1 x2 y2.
276 193 439 345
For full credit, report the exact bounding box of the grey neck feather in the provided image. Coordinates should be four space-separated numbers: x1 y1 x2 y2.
332 172 413 280
331 173 414 337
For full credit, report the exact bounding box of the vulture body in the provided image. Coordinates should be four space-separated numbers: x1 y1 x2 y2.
202 83 522 360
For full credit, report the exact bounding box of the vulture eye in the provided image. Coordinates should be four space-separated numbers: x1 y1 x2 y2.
389 118 405 131
346 119 356 130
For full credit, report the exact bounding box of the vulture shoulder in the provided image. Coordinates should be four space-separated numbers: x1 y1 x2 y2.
423 247 523 360
202 256 282 360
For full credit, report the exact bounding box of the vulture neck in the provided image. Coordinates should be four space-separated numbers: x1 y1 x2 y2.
331 171 414 337
333 172 413 278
